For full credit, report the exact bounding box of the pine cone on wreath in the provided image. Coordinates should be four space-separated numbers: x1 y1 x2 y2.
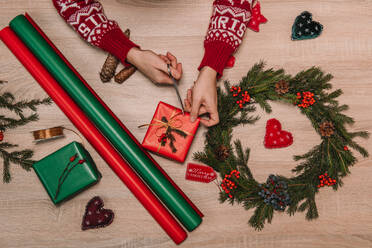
215 145 230 161
275 80 289 95
319 121 335 137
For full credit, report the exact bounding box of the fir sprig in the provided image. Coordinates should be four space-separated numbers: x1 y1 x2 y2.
0 80 52 182
194 62 369 230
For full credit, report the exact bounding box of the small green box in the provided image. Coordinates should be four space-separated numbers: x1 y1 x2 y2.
33 142 101 205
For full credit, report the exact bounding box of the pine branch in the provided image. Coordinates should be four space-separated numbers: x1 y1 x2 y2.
0 113 39 131
0 80 52 182
0 91 51 115
0 145 35 182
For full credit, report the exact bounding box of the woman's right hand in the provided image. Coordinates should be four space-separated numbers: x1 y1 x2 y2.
184 66 219 127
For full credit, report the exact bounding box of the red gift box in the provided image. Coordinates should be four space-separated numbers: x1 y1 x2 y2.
141 102 200 163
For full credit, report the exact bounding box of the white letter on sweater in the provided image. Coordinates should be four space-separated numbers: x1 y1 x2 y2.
78 23 91 37
211 16 218 29
218 16 229 29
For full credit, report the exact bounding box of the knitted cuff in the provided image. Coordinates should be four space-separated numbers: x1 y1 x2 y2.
100 28 139 66
198 41 234 78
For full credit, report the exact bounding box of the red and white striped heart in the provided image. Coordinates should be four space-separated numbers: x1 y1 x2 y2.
264 119 293 149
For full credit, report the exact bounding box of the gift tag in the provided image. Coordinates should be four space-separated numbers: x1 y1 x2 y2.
186 163 217 183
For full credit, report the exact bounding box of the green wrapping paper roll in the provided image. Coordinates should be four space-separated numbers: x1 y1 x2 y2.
9 14 201 231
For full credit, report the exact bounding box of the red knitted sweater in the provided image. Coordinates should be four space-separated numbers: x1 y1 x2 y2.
52 0 266 76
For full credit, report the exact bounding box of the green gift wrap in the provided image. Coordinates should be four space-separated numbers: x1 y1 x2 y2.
9 14 202 231
33 142 101 205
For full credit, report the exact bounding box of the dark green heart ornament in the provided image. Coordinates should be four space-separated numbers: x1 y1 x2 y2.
292 11 323 40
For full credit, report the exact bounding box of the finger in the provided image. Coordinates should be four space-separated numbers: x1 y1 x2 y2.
165 52 183 80
187 88 193 103
184 98 192 112
173 63 182 80
190 99 201 123
200 115 219 127
154 72 173 85
198 105 208 115
158 60 178 82
200 107 219 127
153 58 174 84
167 63 182 80
159 54 170 64
167 52 177 68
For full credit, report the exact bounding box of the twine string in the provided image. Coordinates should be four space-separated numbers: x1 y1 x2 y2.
138 110 192 152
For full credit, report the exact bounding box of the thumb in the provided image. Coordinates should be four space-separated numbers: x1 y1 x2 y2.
190 99 201 123
170 63 182 80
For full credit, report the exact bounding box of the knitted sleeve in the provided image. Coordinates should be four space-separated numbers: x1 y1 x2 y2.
52 0 138 65
198 0 265 77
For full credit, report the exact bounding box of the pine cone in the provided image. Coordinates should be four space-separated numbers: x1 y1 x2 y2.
124 28 130 38
100 54 119 83
319 121 335 137
99 29 131 83
114 66 137 84
215 145 230 161
275 80 289 95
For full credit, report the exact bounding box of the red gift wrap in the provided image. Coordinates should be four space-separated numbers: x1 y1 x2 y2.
23 13 203 218
142 102 200 163
0 26 187 244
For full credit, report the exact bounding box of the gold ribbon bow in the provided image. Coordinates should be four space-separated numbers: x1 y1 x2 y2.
139 110 193 153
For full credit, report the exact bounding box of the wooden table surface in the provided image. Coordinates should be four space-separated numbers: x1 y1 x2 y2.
1 1 372 247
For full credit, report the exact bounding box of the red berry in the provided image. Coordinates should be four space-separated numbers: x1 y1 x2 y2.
70 154 77 162
78 160 85 164
0 131 3 142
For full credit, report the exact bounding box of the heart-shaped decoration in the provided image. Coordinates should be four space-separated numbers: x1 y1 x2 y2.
291 11 323 41
264 119 293 149
81 196 114 230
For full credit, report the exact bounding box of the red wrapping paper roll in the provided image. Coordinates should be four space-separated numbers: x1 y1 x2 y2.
24 13 203 218
0 27 187 244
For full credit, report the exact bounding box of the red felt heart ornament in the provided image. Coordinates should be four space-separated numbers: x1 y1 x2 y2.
264 119 293 149
82 196 114 230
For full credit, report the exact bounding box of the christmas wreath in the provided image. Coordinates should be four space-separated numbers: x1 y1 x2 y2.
194 62 369 230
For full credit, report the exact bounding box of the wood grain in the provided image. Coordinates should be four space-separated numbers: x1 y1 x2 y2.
1 1 372 247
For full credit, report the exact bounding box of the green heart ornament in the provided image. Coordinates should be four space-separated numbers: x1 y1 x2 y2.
292 11 323 41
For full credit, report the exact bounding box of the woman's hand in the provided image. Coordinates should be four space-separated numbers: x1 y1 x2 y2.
184 66 219 127
127 47 182 84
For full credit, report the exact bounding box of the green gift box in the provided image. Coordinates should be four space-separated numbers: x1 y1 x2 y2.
33 142 101 205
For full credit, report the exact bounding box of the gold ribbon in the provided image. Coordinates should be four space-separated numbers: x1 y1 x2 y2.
33 126 65 142
139 110 193 152
33 126 85 147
